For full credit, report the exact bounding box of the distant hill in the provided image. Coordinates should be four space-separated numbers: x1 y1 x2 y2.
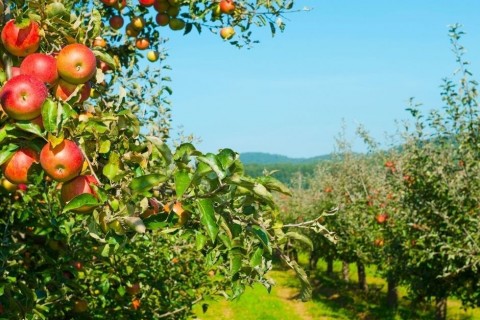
240 152 332 165
241 152 332 185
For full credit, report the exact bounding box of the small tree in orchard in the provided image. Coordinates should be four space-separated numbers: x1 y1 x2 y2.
392 26 480 320
0 0 327 318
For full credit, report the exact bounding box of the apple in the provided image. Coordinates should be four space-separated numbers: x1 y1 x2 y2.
0 74 48 120
71 261 83 270
220 26 235 40
135 38 150 50
154 0 170 12
374 238 385 247
131 16 146 30
46 2 68 18
109 15 124 29
56 44 96 84
2 148 39 184
147 51 159 62
92 37 107 48
1 19 40 57
101 0 116 6
1 178 17 192
169 18 185 31
11 66 21 77
156 13 169 26
29 115 44 129
40 139 84 182
375 213 388 224
54 79 91 103
20 53 58 85
167 0 181 5
61 175 99 213
139 0 155 6
219 0 235 15
126 282 141 295
126 24 140 37
167 5 180 17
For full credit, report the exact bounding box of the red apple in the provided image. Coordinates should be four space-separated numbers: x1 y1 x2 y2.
0 74 48 120
155 13 170 26
219 0 235 14
126 282 141 295
54 79 90 103
139 0 155 6
30 115 44 129
11 67 21 77
20 53 58 85
154 0 170 12
1 19 40 57
56 44 97 84
40 139 84 182
375 213 388 224
2 148 39 184
109 15 124 29
61 175 98 213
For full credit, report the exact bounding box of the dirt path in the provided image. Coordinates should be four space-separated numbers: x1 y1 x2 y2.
275 286 314 320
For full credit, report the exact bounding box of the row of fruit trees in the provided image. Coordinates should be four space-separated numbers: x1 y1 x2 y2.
0 0 323 318
279 25 480 320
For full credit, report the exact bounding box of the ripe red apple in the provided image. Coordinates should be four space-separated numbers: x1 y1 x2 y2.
0 74 48 120
219 0 235 14
20 53 58 85
101 0 116 6
61 175 98 213
1 19 40 57
40 139 84 182
139 0 155 6
155 13 170 26
56 44 97 84
154 0 170 12
109 15 124 29
54 79 90 103
2 148 39 184
374 238 385 247
11 66 21 77
375 213 388 224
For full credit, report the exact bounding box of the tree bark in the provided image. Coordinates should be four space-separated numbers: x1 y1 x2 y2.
386 277 398 309
357 261 368 293
326 257 333 275
341 261 349 282
435 296 447 320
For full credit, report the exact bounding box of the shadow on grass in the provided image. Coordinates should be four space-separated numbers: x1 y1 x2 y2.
273 263 477 320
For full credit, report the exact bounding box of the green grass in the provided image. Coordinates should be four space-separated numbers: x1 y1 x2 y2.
192 256 480 320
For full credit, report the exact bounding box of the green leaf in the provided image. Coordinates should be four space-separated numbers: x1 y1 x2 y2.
103 152 121 181
99 139 111 154
251 225 271 254
41 98 57 133
174 170 191 198
62 194 100 213
229 248 243 276
0 144 19 166
217 148 237 170
257 176 292 196
174 143 200 161
130 174 168 194
253 183 274 204
197 153 226 180
15 121 43 137
250 247 263 267
285 232 313 251
196 233 207 251
91 9 102 38
93 50 116 70
196 198 219 242
147 136 172 165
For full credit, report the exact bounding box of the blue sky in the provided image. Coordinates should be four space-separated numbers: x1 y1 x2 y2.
164 0 480 158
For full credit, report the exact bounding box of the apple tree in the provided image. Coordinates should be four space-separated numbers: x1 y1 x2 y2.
0 0 323 318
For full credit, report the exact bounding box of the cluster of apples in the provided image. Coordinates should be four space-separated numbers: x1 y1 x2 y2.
0 18 99 212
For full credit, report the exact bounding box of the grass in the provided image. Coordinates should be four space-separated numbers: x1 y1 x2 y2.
192 255 480 320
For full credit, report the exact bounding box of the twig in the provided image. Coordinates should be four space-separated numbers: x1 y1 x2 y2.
77 143 102 186
155 296 203 318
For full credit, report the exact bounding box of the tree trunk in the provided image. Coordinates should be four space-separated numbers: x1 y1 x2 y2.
326 257 333 275
341 261 349 282
357 261 368 293
435 296 447 320
386 277 398 309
